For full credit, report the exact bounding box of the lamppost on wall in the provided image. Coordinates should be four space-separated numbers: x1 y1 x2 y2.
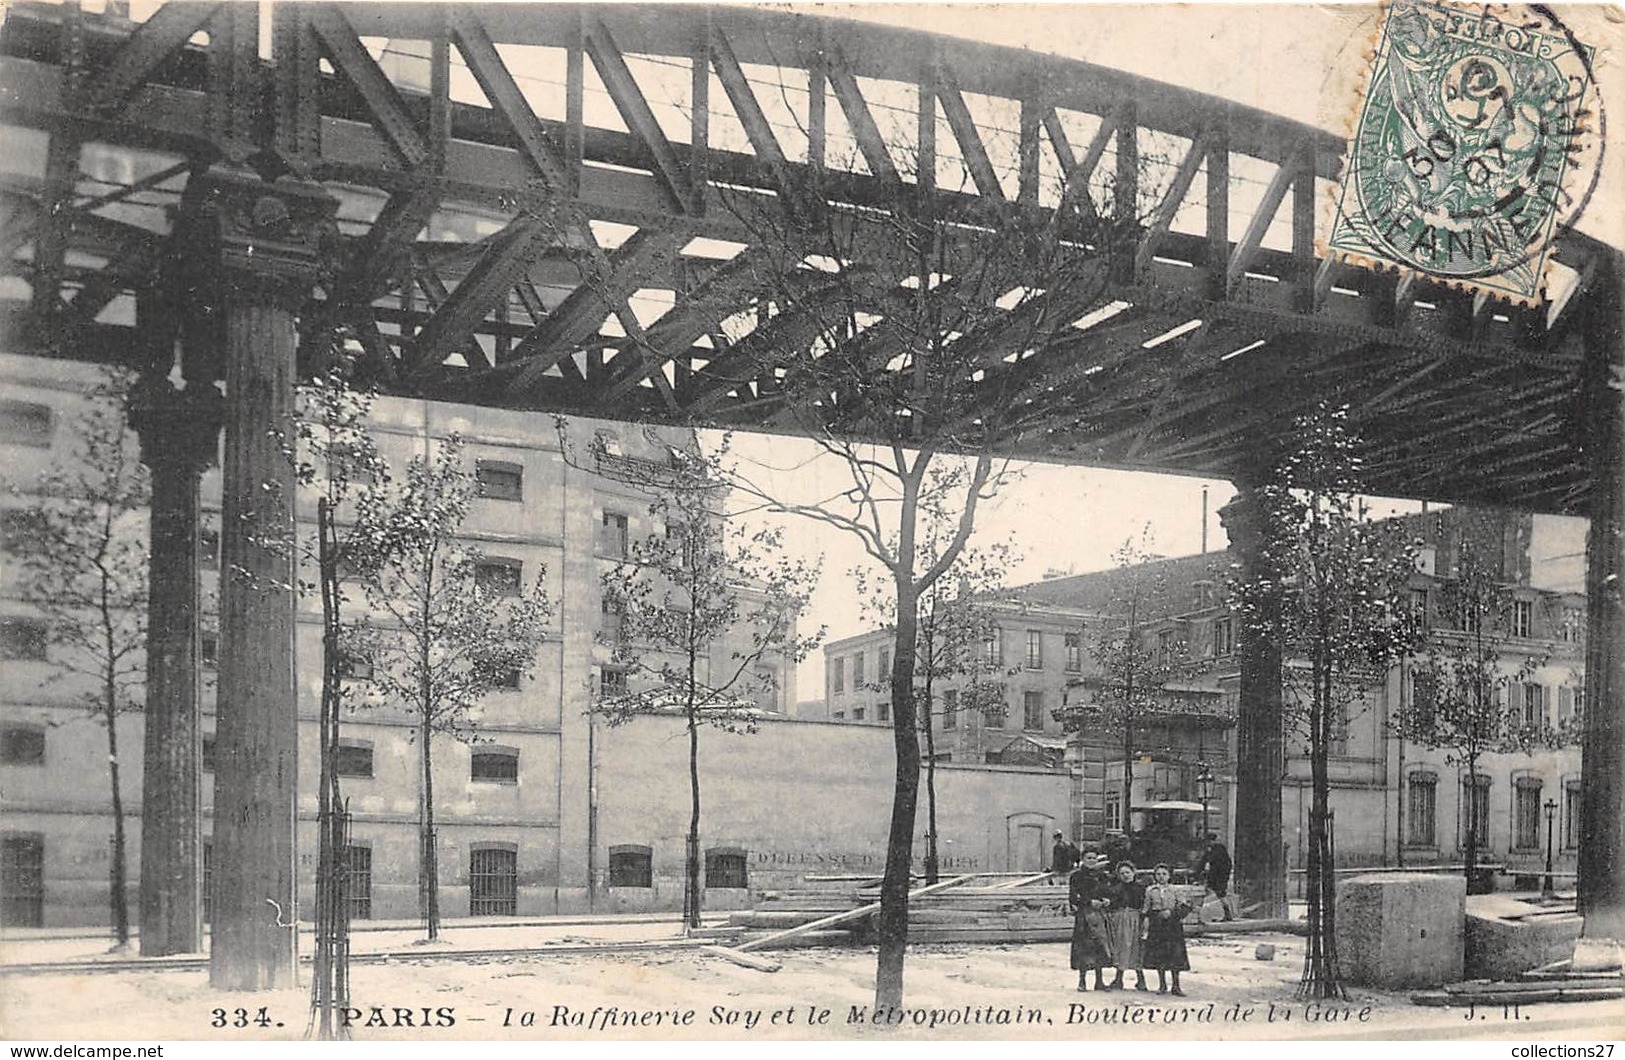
1543 798 1558 899
1196 762 1215 844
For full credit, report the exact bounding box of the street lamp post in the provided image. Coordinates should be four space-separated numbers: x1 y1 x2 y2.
1196 762 1215 845
1543 798 1558 899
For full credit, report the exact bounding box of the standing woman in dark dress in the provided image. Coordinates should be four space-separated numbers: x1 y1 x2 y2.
1142 863 1191 995
1068 851 1112 991
1103 860 1147 990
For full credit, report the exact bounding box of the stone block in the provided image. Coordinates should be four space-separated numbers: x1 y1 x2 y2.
1464 905 1583 980
1335 872 1466 990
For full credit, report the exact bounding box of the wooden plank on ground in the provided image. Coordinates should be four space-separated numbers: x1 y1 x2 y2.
702 945 781 973
738 875 976 952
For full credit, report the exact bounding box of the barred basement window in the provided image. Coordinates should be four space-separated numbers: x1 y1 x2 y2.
345 845 373 920
1406 773 1436 846
2 833 44 927
705 847 748 889
0 400 53 448
608 844 652 888
469 845 518 916
475 559 523 596
0 618 47 661
334 742 374 779
1 725 45 766
471 748 519 783
475 460 523 502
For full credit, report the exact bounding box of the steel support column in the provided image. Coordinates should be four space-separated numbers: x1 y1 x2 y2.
1219 486 1288 918
130 372 220 957
188 168 335 990
1580 259 1625 939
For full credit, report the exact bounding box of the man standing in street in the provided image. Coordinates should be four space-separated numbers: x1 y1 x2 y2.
1052 831 1080 875
1199 834 1237 921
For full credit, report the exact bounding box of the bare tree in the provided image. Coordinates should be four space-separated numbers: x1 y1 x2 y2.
4 370 148 949
354 436 552 940
1230 403 1422 999
592 436 820 930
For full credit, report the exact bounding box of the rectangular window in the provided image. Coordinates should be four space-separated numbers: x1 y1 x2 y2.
878 648 890 683
1514 780 1542 851
1157 630 1174 668
1513 599 1533 638
334 743 374 779
1213 617 1234 657
1410 588 1430 628
1064 631 1083 672
1025 630 1043 669
853 707 866 722
831 657 844 695
877 699 890 723
1407 774 1437 846
202 735 216 773
202 840 212 924
1560 607 1582 643
469 846 518 916
1 833 44 927
1329 698 1351 757
1563 780 1581 850
600 666 628 696
942 689 958 730
705 848 748 889
1023 690 1044 731
0 618 47 661
476 460 523 501
1521 684 1546 730
600 596 624 640
474 559 523 596
200 527 220 571
471 749 519 783
201 633 219 670
1105 793 1122 833
983 628 1003 666
0 400 53 448
1463 776 1491 850
1412 669 1438 730
345 845 373 920
852 652 865 689
984 686 1006 728
1 725 45 766
600 512 629 557
609 845 652 888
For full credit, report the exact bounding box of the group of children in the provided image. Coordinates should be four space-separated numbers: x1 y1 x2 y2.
1066 851 1191 995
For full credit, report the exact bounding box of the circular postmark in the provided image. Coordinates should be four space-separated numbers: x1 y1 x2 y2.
1328 1 1604 303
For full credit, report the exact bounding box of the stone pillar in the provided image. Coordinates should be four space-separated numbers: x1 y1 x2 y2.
185 169 335 990
1218 487 1288 918
130 376 221 957
1580 257 1625 939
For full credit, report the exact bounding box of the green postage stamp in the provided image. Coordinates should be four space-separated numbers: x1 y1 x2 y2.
1327 1 1602 304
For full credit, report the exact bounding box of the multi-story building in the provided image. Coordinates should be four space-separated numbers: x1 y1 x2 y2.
1 354 1071 928
823 507 1586 886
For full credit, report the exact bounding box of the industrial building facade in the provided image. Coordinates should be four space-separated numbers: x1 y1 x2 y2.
0 353 1069 929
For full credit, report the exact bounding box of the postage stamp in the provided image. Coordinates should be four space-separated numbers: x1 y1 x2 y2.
1326 0 1603 305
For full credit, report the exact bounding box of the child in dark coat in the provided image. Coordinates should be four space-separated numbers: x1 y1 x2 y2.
1141 863 1191 995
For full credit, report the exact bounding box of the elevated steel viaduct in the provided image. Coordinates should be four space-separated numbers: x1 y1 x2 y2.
0 1 1620 987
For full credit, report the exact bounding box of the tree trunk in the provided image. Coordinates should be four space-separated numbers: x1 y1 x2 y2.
106 695 130 947
686 702 702 931
875 584 922 1011
420 708 440 940
922 690 940 885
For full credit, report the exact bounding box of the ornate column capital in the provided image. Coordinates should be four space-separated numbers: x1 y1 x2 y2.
181 168 339 308
128 377 224 475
